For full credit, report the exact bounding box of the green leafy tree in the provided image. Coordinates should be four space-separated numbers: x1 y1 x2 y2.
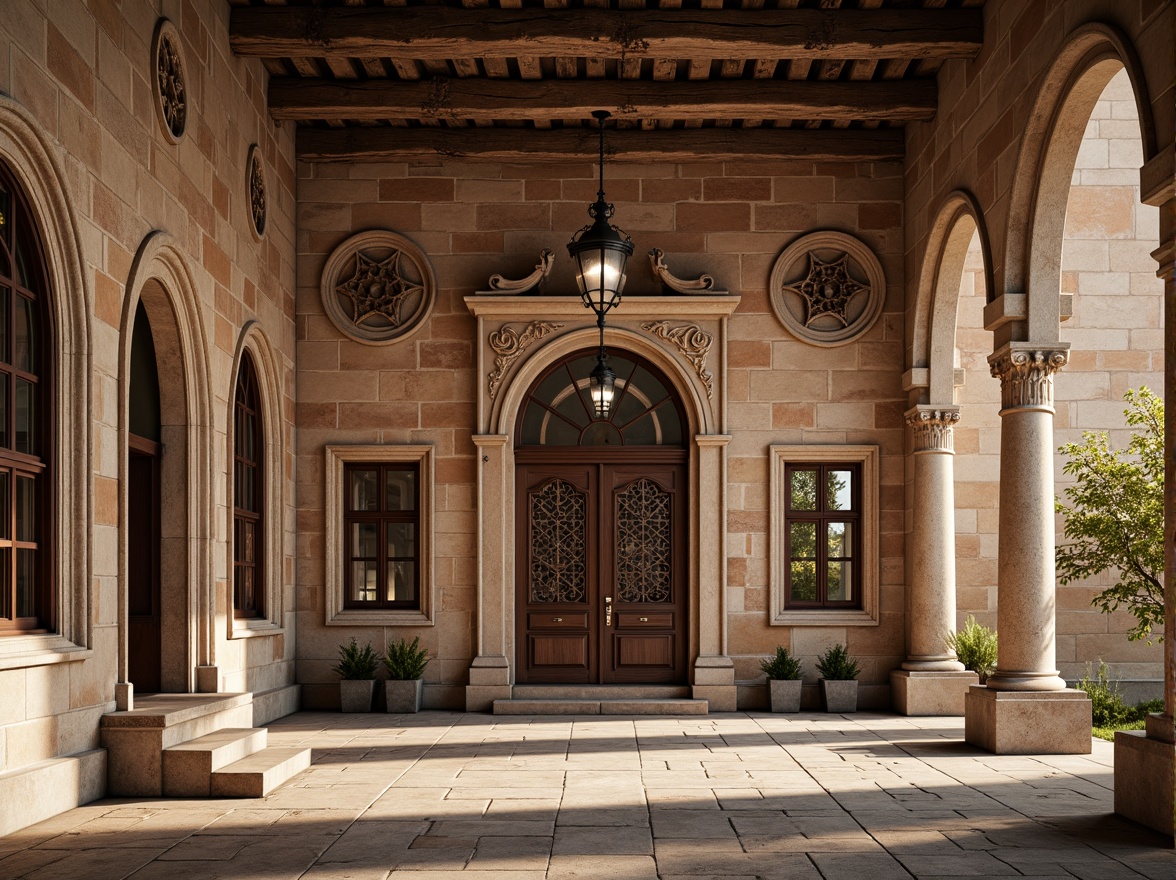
1055 387 1164 642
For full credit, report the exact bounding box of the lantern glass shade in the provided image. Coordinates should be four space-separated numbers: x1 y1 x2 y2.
588 355 617 418
569 229 632 313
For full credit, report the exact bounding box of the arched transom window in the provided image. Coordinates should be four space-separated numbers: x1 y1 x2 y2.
0 162 50 634
519 350 684 447
233 352 263 618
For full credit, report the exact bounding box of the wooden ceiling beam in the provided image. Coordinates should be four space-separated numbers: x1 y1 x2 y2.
230 7 982 62
269 78 937 122
296 126 905 162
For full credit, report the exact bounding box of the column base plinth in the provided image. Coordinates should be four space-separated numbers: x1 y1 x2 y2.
1114 729 1174 839
964 686 1091 754
891 669 978 716
466 656 511 711
692 684 736 712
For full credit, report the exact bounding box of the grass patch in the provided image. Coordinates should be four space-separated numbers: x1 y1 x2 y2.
1093 720 1146 742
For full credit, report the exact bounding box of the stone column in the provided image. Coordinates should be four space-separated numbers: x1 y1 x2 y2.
692 434 736 711
964 343 1091 754
892 407 978 716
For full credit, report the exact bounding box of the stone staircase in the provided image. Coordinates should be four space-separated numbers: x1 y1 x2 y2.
101 692 310 798
493 684 709 716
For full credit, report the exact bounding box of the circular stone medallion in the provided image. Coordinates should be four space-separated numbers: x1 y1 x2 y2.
246 145 267 240
320 230 436 345
769 230 885 347
152 19 187 144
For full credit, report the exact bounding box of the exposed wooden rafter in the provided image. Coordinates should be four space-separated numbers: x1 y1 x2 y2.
230 7 983 62
269 78 937 123
297 126 906 162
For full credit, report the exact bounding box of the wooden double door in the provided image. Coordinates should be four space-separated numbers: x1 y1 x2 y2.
516 453 687 684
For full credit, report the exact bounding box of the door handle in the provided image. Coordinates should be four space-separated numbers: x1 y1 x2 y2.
604 596 613 627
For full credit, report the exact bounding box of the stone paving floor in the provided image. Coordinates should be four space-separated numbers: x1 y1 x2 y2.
0 711 1172 879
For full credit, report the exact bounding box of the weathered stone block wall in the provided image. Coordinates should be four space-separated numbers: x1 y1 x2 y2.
296 158 905 708
0 0 297 776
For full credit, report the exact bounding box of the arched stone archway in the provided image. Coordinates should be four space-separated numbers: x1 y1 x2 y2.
464 293 739 711
118 231 214 703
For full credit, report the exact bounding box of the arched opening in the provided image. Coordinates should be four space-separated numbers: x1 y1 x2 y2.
0 160 53 636
514 348 688 684
1052 67 1164 689
233 351 264 620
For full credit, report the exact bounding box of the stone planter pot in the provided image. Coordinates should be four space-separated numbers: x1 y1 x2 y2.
386 679 424 714
768 679 803 713
819 679 858 713
339 679 375 713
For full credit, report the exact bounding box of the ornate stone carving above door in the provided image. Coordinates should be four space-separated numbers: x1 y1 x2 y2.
769 230 886 347
320 230 436 345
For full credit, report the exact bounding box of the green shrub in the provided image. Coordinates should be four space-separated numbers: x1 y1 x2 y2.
815 643 860 681
384 636 430 680
1077 661 1136 728
946 615 998 683
760 646 802 681
334 638 379 680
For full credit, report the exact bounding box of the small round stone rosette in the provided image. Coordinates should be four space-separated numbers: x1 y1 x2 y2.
769 230 885 347
320 230 436 345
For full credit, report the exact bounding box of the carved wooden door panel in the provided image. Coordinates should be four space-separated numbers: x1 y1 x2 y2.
517 461 686 684
602 464 686 684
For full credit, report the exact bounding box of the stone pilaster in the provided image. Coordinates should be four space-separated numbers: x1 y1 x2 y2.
965 342 1091 755
893 407 976 716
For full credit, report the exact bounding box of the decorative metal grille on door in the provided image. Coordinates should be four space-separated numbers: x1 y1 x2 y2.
615 478 672 603
529 479 587 603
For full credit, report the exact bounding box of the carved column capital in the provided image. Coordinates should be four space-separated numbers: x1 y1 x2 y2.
988 344 1069 411
905 406 960 452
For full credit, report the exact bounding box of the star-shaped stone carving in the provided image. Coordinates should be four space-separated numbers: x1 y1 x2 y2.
782 252 869 328
335 250 423 328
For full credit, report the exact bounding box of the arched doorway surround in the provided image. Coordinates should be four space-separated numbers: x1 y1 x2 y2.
514 348 689 685
464 291 739 710
118 231 214 705
893 191 993 715
0 95 92 669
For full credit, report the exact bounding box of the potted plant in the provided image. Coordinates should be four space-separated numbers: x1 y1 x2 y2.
760 646 803 713
384 636 431 713
334 637 379 712
816 643 861 713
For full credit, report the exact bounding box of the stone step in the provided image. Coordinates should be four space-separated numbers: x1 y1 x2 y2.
162 728 268 797
102 694 257 797
211 747 312 798
511 684 691 700
494 698 709 716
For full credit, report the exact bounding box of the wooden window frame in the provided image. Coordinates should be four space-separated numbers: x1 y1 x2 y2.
770 445 879 627
325 445 434 627
0 164 52 636
232 353 263 620
342 462 420 611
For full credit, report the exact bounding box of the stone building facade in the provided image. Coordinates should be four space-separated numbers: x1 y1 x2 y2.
0 0 1172 841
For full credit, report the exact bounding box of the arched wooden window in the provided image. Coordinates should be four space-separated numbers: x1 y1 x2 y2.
518 350 685 447
0 162 51 633
233 352 263 618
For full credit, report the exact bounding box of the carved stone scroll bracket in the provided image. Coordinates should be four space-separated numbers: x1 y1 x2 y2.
648 248 717 294
905 406 961 453
641 320 714 400
988 344 1069 411
486 249 555 294
488 321 563 399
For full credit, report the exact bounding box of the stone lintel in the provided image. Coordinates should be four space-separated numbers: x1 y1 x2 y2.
890 669 977 716
964 686 1091 754
1114 730 1174 839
